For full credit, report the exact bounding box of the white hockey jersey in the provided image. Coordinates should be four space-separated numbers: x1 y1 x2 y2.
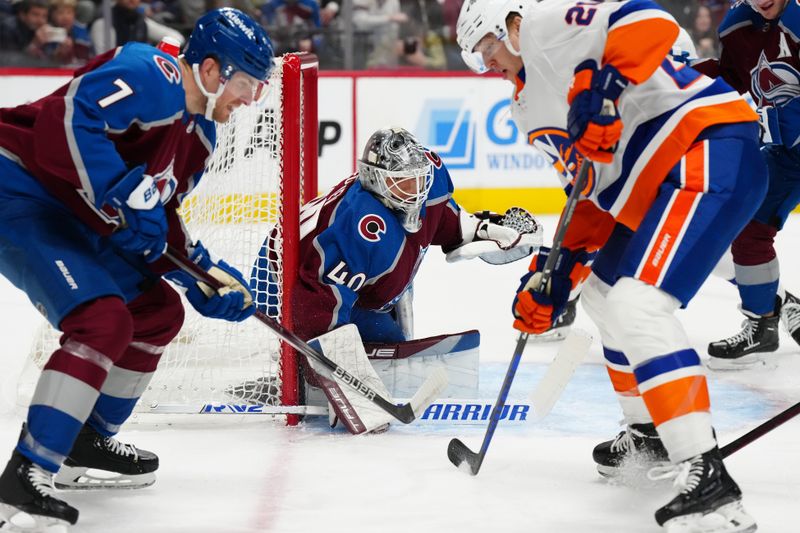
511 0 756 243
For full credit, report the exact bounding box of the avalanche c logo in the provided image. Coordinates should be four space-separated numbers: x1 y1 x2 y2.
154 56 181 84
358 214 386 242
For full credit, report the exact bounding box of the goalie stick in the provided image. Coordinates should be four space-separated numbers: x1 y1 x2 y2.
163 245 447 425
448 157 594 476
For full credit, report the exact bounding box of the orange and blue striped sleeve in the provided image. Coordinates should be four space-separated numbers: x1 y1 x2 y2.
602 0 679 84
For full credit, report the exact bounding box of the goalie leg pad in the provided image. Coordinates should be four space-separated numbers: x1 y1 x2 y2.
306 324 394 435
364 330 479 399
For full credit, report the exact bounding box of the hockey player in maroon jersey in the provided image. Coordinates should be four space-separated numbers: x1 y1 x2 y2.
693 0 800 369
0 8 273 529
251 127 542 433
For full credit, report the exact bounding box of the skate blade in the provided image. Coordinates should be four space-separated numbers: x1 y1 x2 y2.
664 500 757 533
54 465 155 491
0 504 70 532
705 354 773 372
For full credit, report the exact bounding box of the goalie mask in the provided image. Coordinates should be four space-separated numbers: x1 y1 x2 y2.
358 128 434 233
456 0 525 74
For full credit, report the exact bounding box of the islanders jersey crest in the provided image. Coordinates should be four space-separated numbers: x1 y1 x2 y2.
527 127 595 196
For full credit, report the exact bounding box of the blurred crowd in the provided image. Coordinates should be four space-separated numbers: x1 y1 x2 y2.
0 0 732 69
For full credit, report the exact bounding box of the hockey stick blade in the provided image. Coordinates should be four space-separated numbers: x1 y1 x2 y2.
409 367 449 417
529 329 591 420
447 438 481 475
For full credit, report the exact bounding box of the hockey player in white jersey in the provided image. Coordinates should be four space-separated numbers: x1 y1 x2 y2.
458 0 765 531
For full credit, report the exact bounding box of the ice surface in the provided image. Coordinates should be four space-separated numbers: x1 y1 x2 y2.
0 215 798 532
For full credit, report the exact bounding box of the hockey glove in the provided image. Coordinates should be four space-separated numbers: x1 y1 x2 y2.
165 241 256 322
105 165 167 262
445 207 543 265
757 106 782 147
567 61 628 163
512 247 590 334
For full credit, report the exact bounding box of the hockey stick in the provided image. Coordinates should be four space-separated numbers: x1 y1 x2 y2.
163 245 447 424
721 400 800 458
448 157 594 475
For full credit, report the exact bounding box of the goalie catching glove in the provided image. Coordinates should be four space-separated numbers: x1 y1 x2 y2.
165 241 256 322
513 247 590 334
445 207 542 264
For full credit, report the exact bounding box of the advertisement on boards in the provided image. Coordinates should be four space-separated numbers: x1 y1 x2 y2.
355 76 560 190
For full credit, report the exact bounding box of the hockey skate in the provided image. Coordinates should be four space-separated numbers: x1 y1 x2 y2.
54 425 158 491
593 423 669 479
527 297 578 343
651 447 757 533
707 314 779 370
0 451 78 532
780 291 800 346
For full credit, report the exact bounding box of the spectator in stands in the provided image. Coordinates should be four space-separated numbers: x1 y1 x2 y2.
0 0 49 55
261 0 321 27
46 0 92 65
180 0 259 29
90 0 183 54
395 26 444 69
691 4 718 59
699 0 730 26
319 0 337 25
353 0 407 68
1 0 13 19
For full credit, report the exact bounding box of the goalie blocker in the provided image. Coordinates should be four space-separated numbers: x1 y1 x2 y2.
305 328 479 434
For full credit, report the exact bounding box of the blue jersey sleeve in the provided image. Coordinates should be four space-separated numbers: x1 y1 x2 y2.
39 43 185 208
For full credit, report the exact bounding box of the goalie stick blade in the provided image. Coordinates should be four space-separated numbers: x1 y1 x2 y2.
408 367 449 419
382 367 449 424
447 438 481 475
529 329 591 421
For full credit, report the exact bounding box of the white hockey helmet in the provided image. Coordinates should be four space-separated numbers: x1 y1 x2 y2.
456 0 526 74
357 128 434 233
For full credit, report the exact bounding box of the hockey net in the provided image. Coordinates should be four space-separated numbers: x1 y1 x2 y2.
20 53 318 425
